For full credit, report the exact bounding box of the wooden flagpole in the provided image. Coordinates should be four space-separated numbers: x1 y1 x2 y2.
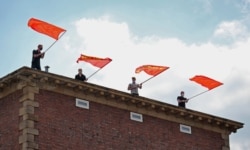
44 31 66 53
140 71 164 85
86 61 111 80
140 76 155 85
188 90 209 100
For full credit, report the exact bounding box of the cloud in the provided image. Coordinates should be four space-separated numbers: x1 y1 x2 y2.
231 141 250 150
75 16 132 56
61 16 250 99
48 16 250 149
213 20 249 40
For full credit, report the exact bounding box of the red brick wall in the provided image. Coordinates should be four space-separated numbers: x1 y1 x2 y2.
35 90 224 150
0 91 22 150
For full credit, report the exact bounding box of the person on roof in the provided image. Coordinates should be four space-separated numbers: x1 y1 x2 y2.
177 91 189 108
31 44 45 70
128 77 142 96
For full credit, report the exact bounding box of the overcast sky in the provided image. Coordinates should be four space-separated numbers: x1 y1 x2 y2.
1 0 250 149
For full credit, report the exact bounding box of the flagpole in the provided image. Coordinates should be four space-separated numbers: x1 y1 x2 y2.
87 68 102 80
140 76 155 85
138 67 168 85
44 31 66 53
188 90 209 100
86 61 111 80
140 71 164 85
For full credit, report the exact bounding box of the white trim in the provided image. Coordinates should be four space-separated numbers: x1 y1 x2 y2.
130 112 143 122
76 98 89 109
180 124 192 134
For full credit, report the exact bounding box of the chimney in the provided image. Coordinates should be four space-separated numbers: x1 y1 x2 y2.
45 66 50 72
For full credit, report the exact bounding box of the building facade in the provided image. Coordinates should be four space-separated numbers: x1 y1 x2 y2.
0 67 243 150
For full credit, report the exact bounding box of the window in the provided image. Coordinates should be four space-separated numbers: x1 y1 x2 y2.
76 98 89 109
130 112 143 122
180 124 192 134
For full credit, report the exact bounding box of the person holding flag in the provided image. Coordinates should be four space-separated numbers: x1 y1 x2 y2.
76 54 112 80
177 91 189 108
28 18 66 54
31 44 45 70
28 18 66 71
127 77 142 96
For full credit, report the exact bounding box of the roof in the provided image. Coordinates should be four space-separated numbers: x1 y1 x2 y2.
0 66 244 134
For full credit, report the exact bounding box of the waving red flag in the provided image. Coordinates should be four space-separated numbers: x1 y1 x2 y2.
28 18 66 40
135 65 169 76
77 54 112 68
189 75 223 90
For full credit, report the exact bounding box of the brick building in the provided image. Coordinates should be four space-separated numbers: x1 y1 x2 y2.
0 66 243 150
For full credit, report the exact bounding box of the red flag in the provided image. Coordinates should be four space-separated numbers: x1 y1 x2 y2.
76 54 112 68
189 75 223 90
28 18 66 40
135 65 169 76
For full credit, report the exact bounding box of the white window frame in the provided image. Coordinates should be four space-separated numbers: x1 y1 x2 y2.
130 112 143 122
180 124 192 134
75 98 89 109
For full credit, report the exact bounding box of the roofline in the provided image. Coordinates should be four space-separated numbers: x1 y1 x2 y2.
0 66 244 134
